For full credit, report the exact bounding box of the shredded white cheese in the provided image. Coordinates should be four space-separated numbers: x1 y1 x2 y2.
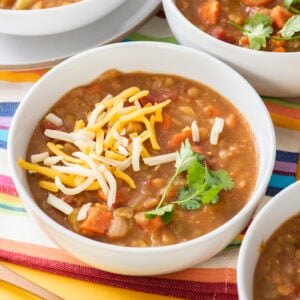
31 152 49 163
132 137 141 171
210 117 225 145
191 120 200 142
77 202 92 221
47 193 73 215
45 113 63 127
143 152 176 166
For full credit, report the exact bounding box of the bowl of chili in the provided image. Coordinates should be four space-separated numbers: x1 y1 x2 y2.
8 41 275 275
238 180 300 299
162 0 300 98
0 0 127 36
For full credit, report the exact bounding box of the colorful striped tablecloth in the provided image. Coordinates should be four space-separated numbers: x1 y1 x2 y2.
1 12 300 300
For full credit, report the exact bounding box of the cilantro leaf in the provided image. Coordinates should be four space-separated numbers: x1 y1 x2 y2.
177 187 202 210
244 14 273 50
279 15 300 37
144 204 174 224
175 139 199 173
207 169 234 190
201 185 223 205
144 138 235 223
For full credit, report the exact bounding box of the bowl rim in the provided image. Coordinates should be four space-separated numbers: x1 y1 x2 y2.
162 0 299 57
237 180 300 298
8 41 276 254
0 0 121 14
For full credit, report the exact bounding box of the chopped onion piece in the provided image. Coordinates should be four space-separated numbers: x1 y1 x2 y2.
55 176 95 196
77 202 92 221
31 152 49 163
191 120 200 142
45 113 63 127
44 129 73 143
143 152 176 166
47 193 73 215
132 137 141 171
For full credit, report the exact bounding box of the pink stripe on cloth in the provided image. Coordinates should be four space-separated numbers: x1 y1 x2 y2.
0 249 237 300
0 238 237 299
0 175 18 197
0 116 12 129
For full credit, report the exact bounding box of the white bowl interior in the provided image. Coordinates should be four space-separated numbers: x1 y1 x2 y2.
8 42 276 275
237 180 300 299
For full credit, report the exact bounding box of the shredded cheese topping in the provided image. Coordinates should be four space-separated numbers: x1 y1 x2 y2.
18 87 173 210
210 117 225 145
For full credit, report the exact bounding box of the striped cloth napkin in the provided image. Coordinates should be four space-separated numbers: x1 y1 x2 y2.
1 14 300 300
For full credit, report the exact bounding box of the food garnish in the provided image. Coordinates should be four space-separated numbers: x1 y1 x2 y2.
145 140 234 224
229 13 300 50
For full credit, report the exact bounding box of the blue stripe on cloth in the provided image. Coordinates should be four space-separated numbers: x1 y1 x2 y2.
0 128 8 149
266 186 283 197
0 140 6 149
0 102 19 117
276 150 299 163
0 203 26 215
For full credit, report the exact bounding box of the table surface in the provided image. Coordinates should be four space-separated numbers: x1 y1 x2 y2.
0 6 300 300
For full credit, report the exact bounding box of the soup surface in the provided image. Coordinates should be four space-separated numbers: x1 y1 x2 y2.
253 212 300 299
20 70 258 247
176 0 300 52
0 0 79 9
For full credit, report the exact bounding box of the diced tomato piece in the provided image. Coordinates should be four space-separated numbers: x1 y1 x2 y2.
139 90 177 106
80 205 113 235
40 119 64 132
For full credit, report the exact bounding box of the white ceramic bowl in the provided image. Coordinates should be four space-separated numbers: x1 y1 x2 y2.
0 0 126 36
8 41 276 276
237 180 300 299
162 0 300 98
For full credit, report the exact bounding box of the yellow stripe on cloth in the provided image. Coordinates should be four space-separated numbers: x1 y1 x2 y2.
0 70 46 83
270 112 300 131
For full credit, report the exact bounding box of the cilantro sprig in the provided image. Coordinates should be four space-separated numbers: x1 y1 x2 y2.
144 140 234 223
229 13 300 50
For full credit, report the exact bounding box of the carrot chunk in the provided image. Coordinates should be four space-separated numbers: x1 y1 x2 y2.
168 129 192 150
134 213 164 232
198 0 221 25
271 5 293 29
80 204 113 234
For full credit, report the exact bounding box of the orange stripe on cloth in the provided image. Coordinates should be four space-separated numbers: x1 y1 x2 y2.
264 101 300 120
269 112 300 131
0 237 85 266
0 69 48 83
159 267 236 283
